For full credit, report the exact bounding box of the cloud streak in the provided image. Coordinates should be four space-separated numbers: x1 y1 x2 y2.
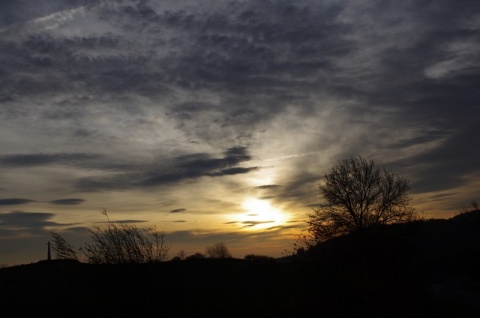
170 208 186 213
0 199 34 206
49 199 85 205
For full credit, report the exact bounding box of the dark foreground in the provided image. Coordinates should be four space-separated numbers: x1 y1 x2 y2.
2 212 480 317
1 257 479 318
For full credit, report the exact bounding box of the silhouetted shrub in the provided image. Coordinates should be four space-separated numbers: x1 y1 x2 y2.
50 231 79 261
205 242 232 259
49 211 170 264
81 210 169 264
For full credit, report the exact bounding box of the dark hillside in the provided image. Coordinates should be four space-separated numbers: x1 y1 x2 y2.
1 211 480 318
415 210 480 278
300 210 480 317
0 258 320 317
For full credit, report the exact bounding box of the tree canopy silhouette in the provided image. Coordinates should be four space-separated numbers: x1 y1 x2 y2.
306 155 416 243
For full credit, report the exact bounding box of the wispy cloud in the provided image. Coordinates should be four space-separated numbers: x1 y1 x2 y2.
49 199 85 205
170 208 186 213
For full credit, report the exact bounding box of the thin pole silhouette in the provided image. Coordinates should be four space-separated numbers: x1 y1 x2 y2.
47 241 51 261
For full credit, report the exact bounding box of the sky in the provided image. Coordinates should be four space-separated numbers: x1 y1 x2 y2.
1 0 479 266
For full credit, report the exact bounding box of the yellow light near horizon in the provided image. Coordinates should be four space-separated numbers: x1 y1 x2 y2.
237 198 288 230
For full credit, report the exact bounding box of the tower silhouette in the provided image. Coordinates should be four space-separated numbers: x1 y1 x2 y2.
47 241 51 261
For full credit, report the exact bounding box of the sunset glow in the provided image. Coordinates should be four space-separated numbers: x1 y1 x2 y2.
237 198 289 230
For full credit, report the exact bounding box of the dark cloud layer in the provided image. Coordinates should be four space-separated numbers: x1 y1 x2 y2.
0 0 478 174
143 147 257 185
0 211 72 236
75 147 257 191
0 198 85 206
0 153 102 168
45 2 477 197
0 198 33 206
49 199 85 205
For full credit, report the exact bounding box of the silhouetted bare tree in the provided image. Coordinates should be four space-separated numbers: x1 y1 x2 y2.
50 231 79 261
205 242 232 259
306 156 416 243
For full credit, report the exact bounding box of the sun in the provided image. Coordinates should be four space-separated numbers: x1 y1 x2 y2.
235 198 288 230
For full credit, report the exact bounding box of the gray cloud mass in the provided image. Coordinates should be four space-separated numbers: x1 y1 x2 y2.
0 211 75 236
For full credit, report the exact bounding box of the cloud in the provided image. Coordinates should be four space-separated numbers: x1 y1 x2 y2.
242 220 275 228
139 147 257 187
0 198 34 206
0 0 94 28
428 193 458 202
255 185 281 190
58 226 90 234
167 226 295 246
49 198 85 205
264 223 303 232
170 208 186 213
211 167 259 176
0 148 256 193
0 211 74 236
175 147 251 171
109 220 148 224
71 146 258 191
399 123 480 193
0 153 101 168
0 198 85 206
